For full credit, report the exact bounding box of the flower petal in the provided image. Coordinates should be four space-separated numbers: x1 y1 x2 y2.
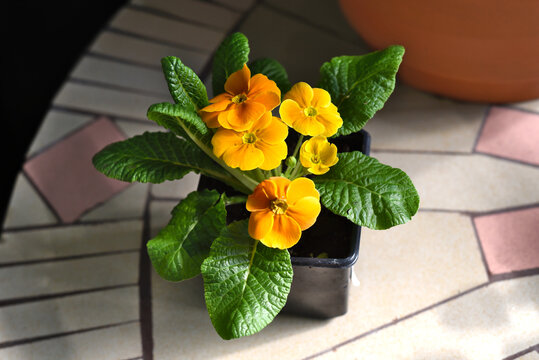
279 99 303 128
249 111 273 132
319 142 338 166
256 141 288 170
209 93 231 104
246 184 272 212
226 102 266 131
222 144 264 171
287 196 321 230
248 210 274 240
269 177 291 199
307 164 330 175
290 115 325 136
211 129 242 157
311 88 331 108
249 74 280 98
284 82 313 108
260 214 302 249
255 116 288 144
316 105 343 137
224 64 250 95
202 98 230 112
251 91 281 112
286 177 319 205
200 110 221 128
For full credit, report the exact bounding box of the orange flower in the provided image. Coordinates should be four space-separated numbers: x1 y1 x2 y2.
200 64 281 131
299 136 338 175
247 177 321 249
211 112 288 171
279 82 342 137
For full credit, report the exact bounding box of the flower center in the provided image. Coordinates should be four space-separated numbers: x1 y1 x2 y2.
311 154 321 164
303 106 318 117
242 132 257 144
232 93 248 104
270 199 288 215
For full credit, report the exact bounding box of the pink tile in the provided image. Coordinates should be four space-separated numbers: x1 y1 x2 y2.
24 117 130 223
475 107 539 165
474 207 539 275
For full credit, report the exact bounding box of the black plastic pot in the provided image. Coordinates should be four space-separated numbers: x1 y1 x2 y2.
198 130 371 319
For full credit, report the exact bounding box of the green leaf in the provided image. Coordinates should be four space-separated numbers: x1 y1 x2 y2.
318 46 405 136
147 102 212 146
201 220 293 340
249 58 291 95
92 131 229 184
313 151 419 230
147 190 226 281
212 32 250 96
161 56 209 111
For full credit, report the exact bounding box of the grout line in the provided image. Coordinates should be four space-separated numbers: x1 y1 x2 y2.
149 195 184 202
2 216 143 234
68 77 169 98
106 27 211 55
0 249 140 269
303 282 491 360
139 185 154 360
49 106 150 124
418 203 539 217
0 284 138 308
471 105 491 152
260 1 367 49
502 343 539 360
473 151 539 169
198 0 263 84
206 0 246 13
0 320 140 349
19 172 62 224
85 51 163 71
490 268 539 282
127 3 229 32
469 216 493 281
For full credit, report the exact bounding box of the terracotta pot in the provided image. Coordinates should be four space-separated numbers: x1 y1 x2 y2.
339 0 539 103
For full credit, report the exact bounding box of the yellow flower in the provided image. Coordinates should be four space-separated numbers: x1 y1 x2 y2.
247 177 321 249
299 136 338 175
200 64 281 131
211 112 288 171
279 82 343 137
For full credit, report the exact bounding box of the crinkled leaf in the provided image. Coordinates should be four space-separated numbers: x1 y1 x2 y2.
92 131 228 184
313 151 419 230
212 32 250 96
147 102 212 146
201 220 293 340
318 46 405 136
161 56 209 111
249 58 291 95
147 190 226 281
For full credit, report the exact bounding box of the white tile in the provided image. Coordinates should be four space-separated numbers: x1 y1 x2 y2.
214 0 254 11
318 276 539 360
265 0 365 44
239 7 367 85
149 200 177 237
371 152 539 212
71 56 169 96
110 8 224 52
53 82 167 120
114 119 161 138
151 172 200 199
2 174 57 230
0 220 141 264
90 31 209 72
0 322 142 360
363 85 487 152
80 183 148 222
150 211 489 359
0 287 139 343
0 253 139 300
26 111 92 157
512 99 539 114
132 0 240 31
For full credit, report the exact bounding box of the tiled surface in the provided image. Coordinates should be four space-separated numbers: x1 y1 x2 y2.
517 352 539 360
2 174 58 229
371 152 539 212
317 276 539 360
364 85 487 152
89 31 209 72
2 0 538 358
476 106 539 165
23 117 130 223
0 322 142 360
475 207 539 275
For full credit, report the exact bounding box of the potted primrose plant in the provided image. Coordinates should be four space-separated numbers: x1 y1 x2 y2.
93 33 419 340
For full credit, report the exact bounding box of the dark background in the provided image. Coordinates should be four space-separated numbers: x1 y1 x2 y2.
1 0 128 224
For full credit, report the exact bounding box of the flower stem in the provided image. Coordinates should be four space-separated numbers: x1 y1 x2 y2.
224 195 247 206
291 135 304 160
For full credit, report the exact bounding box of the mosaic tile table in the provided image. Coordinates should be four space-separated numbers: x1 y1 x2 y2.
1 0 538 359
